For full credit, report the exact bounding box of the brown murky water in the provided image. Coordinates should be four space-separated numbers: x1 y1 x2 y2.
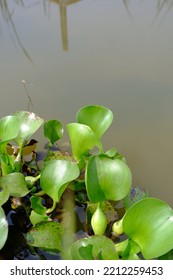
0 0 173 206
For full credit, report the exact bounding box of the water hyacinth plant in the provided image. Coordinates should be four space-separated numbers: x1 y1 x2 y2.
0 105 173 260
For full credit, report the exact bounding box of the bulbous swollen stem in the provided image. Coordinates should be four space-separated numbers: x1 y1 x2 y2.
112 218 124 236
91 202 107 235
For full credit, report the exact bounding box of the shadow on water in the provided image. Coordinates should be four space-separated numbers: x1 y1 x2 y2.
0 0 173 62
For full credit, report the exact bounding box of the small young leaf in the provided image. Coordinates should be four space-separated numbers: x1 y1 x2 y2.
40 159 80 203
29 210 49 225
76 105 113 138
67 123 102 162
31 196 47 215
44 120 63 144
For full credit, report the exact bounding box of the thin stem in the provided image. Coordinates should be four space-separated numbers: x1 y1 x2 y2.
22 80 33 111
34 190 45 197
46 200 57 214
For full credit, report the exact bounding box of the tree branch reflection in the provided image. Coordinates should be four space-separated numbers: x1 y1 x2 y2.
50 0 80 51
0 0 34 64
0 0 173 61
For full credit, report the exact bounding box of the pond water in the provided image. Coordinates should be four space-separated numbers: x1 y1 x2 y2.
0 0 173 206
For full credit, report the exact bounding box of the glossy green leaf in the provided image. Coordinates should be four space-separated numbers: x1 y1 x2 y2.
0 115 19 154
26 221 63 251
0 206 8 250
13 111 44 147
40 159 80 203
44 120 63 144
0 115 19 143
86 155 132 203
123 198 173 259
76 105 113 138
66 123 102 162
0 173 29 197
69 235 118 260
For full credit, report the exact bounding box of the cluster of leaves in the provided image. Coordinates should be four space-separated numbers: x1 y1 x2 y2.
0 105 173 260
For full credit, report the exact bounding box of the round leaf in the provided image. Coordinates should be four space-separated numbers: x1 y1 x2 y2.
44 120 63 144
26 221 63 251
66 123 102 162
0 115 19 149
13 111 44 146
69 235 118 260
76 105 113 138
40 159 80 202
0 206 8 250
123 198 173 259
86 155 132 202
0 173 29 197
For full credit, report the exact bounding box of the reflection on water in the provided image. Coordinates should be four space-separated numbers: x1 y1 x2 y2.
0 0 173 207
1 0 173 58
0 0 33 63
50 0 81 51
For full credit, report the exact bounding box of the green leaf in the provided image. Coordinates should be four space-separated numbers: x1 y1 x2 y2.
31 196 47 215
44 120 63 144
26 221 63 251
29 210 49 225
69 235 118 260
13 111 44 147
40 159 80 203
158 249 173 260
0 206 8 250
0 115 19 154
123 198 173 259
66 123 103 162
0 115 19 143
0 154 14 175
0 185 9 206
0 173 29 197
86 155 132 203
115 239 140 259
76 105 113 138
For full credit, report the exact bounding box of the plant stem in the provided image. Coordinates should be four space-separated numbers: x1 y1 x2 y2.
46 200 57 214
34 190 45 196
